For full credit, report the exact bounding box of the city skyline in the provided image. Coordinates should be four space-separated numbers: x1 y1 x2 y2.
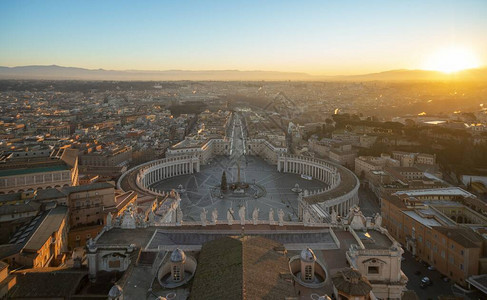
1 0 486 75
1 1 487 299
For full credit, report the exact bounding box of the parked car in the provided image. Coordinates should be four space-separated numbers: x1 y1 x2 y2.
421 276 433 288
427 265 436 271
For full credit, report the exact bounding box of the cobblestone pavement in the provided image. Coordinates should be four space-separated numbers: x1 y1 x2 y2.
152 155 328 222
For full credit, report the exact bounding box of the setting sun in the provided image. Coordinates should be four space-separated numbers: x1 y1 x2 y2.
424 46 480 73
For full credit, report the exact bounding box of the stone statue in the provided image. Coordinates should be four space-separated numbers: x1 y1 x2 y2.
211 208 218 225
348 206 367 230
331 209 338 224
176 207 183 226
106 212 112 228
227 208 234 225
121 209 136 229
374 213 382 228
147 210 155 226
252 207 259 225
303 209 311 226
87 238 95 250
200 208 207 226
269 208 275 224
278 209 285 226
304 189 309 196
238 206 246 225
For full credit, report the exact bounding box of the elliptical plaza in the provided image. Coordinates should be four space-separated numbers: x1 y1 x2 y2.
91 113 408 299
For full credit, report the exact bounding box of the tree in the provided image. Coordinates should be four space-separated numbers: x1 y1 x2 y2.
221 171 227 191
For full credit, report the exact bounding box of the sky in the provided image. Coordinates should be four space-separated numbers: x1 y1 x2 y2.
0 0 486 75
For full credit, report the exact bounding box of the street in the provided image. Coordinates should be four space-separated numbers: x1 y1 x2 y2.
358 185 380 216
401 249 455 299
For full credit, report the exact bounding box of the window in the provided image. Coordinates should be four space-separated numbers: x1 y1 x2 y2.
173 265 181 281
368 266 379 274
461 250 464 256
441 250 445 258
460 264 464 270
305 265 313 281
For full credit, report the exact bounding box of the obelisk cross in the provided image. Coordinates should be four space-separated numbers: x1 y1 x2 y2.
237 162 241 184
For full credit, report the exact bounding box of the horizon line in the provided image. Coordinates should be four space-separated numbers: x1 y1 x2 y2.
2 64 486 77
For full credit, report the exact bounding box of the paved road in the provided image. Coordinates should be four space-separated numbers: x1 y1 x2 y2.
358 185 380 217
401 250 455 299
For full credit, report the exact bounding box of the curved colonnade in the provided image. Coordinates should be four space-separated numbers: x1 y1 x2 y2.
118 153 359 224
278 155 360 220
117 155 200 196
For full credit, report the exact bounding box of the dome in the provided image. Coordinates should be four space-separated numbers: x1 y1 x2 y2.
170 248 186 263
331 268 372 296
108 284 123 298
300 248 316 262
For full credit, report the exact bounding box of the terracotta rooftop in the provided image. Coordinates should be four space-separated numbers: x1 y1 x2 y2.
190 236 296 300
9 267 87 298
331 268 372 297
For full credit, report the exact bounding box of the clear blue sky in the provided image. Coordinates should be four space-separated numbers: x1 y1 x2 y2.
1 0 486 74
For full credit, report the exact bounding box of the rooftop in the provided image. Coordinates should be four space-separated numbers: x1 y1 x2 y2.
402 210 443 228
0 164 69 177
395 187 475 198
189 236 295 300
432 227 483 248
331 268 372 297
61 181 114 194
303 160 359 204
356 230 393 250
0 188 66 204
145 227 337 251
9 267 87 298
24 205 68 251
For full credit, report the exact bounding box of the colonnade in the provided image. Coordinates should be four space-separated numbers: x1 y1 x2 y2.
278 154 359 220
139 159 198 187
117 155 200 197
278 155 340 188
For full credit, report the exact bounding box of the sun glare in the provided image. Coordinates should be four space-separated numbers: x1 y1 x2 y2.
424 46 480 73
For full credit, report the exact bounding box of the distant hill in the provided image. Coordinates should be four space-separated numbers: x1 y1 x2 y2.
0 65 486 81
333 68 487 81
0 65 313 81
